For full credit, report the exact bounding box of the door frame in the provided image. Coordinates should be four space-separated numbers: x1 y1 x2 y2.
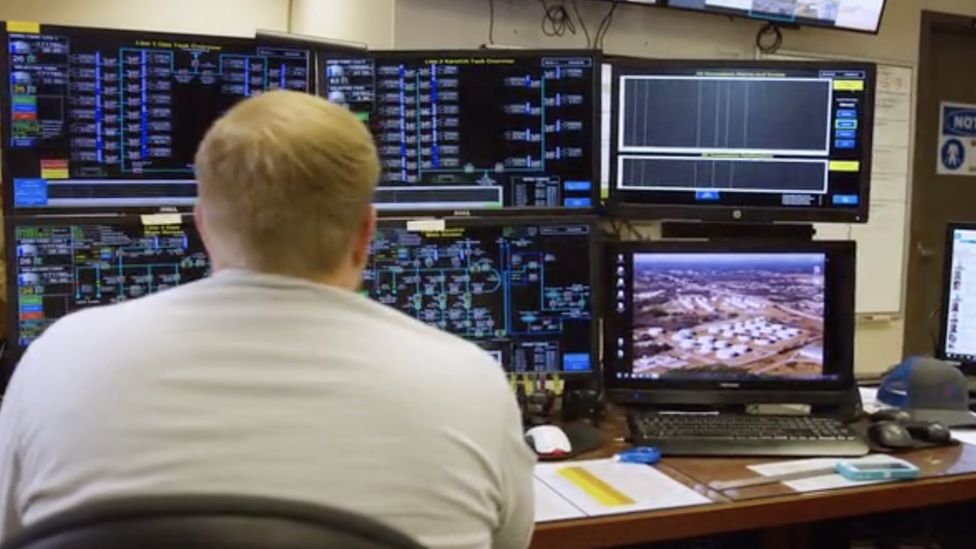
904 11 976 357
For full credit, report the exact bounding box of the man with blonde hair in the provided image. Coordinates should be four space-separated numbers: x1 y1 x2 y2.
0 91 535 549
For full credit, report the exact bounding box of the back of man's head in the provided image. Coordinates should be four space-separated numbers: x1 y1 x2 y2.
195 90 379 279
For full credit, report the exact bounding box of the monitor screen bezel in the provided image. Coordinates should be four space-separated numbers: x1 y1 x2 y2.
602 239 856 404
3 213 203 382
606 57 876 224
325 48 604 218
0 22 314 217
937 222 976 366
592 1 888 35
373 215 602 375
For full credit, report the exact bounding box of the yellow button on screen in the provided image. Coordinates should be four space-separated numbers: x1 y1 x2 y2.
7 21 40 33
829 160 861 172
834 80 865 91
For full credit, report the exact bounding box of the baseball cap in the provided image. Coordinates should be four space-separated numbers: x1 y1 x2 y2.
877 356 976 428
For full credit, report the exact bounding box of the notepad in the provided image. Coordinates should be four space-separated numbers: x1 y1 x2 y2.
534 459 711 518
533 478 585 523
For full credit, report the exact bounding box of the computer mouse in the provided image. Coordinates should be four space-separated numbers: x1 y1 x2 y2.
868 420 915 449
525 425 572 458
870 408 912 423
905 420 952 444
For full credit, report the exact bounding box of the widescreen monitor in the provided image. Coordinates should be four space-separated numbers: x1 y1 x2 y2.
603 240 856 404
321 49 600 214
364 218 598 374
939 223 976 365
5 215 210 365
667 0 886 34
608 59 875 223
1 22 312 212
602 1 887 34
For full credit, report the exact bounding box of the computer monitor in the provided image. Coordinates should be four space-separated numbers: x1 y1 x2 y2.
5 215 210 365
938 223 976 365
603 240 856 405
608 59 875 223
1 23 312 212
321 49 600 214
364 218 598 374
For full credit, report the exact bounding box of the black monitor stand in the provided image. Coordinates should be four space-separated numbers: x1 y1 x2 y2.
661 221 815 242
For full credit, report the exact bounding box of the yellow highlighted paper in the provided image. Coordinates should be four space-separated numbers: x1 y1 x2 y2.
534 459 711 519
7 21 40 33
829 160 861 172
557 466 635 507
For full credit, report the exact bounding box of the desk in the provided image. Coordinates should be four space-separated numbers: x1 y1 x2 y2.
530 411 976 549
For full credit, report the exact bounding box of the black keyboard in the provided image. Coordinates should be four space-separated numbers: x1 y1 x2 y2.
628 412 870 457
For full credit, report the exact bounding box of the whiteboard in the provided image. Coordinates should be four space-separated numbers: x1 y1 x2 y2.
760 51 915 314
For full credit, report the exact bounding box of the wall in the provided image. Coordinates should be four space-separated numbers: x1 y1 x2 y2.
394 0 976 376
290 0 395 48
0 0 289 35
395 0 976 63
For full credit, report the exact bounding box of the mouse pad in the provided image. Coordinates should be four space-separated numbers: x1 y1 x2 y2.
852 420 960 453
561 422 606 457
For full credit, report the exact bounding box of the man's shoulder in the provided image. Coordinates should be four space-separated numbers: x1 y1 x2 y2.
28 279 209 346
369 308 498 365
348 300 505 383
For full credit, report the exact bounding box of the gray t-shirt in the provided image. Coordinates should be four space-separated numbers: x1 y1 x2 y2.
0 270 536 548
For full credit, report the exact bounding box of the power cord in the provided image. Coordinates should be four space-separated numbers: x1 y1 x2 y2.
537 0 578 39
594 1 620 49
755 22 783 54
487 0 496 45
570 0 591 47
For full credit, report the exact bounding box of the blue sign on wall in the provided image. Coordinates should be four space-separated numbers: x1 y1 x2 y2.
938 102 976 176
942 105 976 137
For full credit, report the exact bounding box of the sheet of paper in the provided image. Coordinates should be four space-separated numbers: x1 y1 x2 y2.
950 430 976 446
877 65 913 96
870 172 909 203
875 91 912 123
534 459 711 517
750 455 902 493
859 386 891 414
814 222 851 241
785 474 886 492
873 117 911 148
872 146 911 175
850 199 908 313
748 458 838 477
533 477 585 523
749 454 896 477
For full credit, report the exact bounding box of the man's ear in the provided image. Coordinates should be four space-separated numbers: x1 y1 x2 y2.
194 203 220 268
351 206 377 267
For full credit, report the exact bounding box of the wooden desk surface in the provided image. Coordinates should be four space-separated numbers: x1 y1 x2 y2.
530 412 976 549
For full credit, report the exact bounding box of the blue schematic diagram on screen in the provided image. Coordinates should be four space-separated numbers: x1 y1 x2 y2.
13 221 210 348
364 223 593 373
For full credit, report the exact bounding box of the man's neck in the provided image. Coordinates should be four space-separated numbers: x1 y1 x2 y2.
212 265 360 292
